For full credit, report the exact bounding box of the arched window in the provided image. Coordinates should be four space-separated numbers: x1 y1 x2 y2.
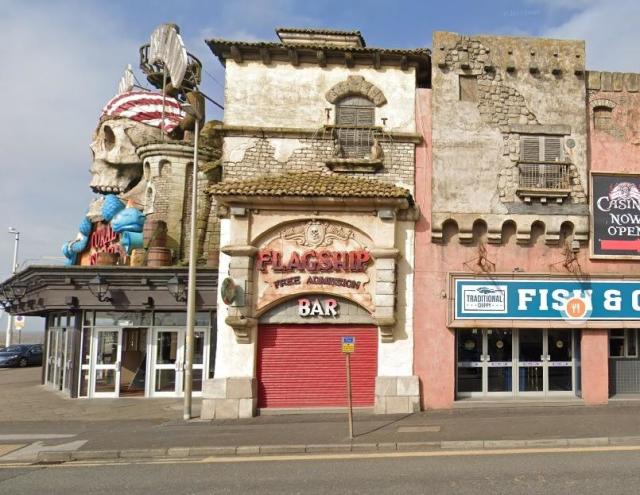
335 96 375 159
593 106 613 131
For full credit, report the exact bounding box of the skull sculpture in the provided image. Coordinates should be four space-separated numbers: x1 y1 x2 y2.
89 90 186 202
89 118 156 195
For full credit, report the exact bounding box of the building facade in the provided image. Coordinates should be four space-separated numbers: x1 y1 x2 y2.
3 25 640 414
200 28 429 418
417 31 640 408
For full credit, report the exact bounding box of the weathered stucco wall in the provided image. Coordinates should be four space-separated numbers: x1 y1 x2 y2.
588 71 640 173
431 32 589 242
224 61 416 132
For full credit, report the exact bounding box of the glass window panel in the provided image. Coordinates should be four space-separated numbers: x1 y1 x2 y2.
611 329 625 338
154 312 209 327
628 330 637 357
209 318 217 379
519 365 543 392
488 367 512 392
154 312 186 327
95 311 150 327
155 369 177 392
94 369 117 393
194 331 205 364
519 329 543 362
96 331 118 365
192 369 203 393
548 367 572 391
83 311 94 327
610 332 625 357
156 332 178 364
457 367 482 393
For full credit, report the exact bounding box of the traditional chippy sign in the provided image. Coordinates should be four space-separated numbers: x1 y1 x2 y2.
592 173 640 258
454 278 640 321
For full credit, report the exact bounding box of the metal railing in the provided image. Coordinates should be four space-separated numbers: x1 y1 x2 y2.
331 126 382 160
518 163 570 190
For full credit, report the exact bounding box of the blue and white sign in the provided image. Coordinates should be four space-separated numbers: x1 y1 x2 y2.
454 278 640 321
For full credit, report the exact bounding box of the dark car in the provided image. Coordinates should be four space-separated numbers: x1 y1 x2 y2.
0 344 43 368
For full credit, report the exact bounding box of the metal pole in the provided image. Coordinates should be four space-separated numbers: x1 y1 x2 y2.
346 353 354 440
5 230 19 348
160 67 167 141
183 117 199 420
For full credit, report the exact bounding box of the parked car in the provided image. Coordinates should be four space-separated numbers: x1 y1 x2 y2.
0 344 43 368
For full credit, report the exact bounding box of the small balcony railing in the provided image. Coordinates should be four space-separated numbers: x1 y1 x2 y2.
517 162 571 203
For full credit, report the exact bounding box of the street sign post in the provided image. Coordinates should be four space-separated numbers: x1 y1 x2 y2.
341 336 355 440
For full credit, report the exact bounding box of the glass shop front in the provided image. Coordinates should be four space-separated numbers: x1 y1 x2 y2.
45 310 216 399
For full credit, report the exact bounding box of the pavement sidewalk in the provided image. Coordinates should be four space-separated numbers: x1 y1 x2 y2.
2 368 640 463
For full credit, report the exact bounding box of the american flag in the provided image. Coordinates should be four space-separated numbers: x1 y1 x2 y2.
101 91 186 133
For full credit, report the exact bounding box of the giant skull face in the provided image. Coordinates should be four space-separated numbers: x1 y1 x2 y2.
90 118 158 195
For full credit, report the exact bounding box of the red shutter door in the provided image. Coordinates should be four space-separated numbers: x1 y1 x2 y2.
257 324 377 408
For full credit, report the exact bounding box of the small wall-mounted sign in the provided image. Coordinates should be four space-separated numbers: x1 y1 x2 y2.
341 336 355 354
221 277 238 305
298 297 339 317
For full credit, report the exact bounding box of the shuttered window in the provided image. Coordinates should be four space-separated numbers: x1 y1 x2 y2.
336 96 375 159
518 135 568 191
594 106 613 130
520 135 564 163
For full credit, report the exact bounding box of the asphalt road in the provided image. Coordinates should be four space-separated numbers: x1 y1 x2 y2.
2 447 640 495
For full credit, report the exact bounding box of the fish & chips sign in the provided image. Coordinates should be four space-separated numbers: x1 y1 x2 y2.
454 278 640 321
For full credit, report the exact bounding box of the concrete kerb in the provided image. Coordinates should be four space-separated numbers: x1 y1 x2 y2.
27 436 640 464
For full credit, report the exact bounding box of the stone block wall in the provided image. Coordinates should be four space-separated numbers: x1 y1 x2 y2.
221 136 415 194
374 376 421 414
431 31 589 245
201 377 257 419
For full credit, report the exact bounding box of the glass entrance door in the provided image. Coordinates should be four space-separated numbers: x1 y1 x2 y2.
547 329 573 394
92 329 122 398
518 329 544 396
151 329 183 397
456 329 513 398
457 329 576 400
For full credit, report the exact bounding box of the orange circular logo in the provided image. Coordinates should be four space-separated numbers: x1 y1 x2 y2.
565 297 587 318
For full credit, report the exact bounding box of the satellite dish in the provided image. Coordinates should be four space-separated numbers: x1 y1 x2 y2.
148 23 188 88
117 64 135 94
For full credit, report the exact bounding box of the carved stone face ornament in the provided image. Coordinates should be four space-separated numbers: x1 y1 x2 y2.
89 118 156 195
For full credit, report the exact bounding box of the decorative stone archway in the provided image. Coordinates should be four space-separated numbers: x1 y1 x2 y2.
325 75 387 106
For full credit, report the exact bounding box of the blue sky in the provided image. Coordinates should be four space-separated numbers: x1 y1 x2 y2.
1 0 639 337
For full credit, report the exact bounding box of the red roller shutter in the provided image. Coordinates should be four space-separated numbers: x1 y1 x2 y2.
257 324 377 408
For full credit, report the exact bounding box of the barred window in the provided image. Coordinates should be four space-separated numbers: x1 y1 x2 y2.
335 96 375 159
518 135 569 191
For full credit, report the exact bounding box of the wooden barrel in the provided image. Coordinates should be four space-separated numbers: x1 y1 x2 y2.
130 249 146 267
147 247 172 267
95 252 117 266
143 219 167 248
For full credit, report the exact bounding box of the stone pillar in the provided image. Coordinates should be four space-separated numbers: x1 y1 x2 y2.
201 216 258 420
374 376 421 414
581 329 609 405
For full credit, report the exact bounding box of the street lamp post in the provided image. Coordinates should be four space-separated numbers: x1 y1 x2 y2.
182 102 201 421
5 227 20 347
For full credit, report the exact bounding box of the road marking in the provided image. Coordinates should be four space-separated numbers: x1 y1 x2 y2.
3 443 640 469
0 445 24 457
1 440 88 461
0 434 76 441
397 426 441 433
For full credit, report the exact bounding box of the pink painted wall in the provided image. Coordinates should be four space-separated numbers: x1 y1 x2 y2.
413 85 640 409
589 90 640 174
581 330 609 404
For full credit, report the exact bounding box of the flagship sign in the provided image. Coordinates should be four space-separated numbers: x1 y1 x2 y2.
256 221 375 312
455 278 640 321
593 174 640 258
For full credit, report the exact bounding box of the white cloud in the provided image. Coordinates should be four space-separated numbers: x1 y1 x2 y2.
0 0 140 336
532 0 640 72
